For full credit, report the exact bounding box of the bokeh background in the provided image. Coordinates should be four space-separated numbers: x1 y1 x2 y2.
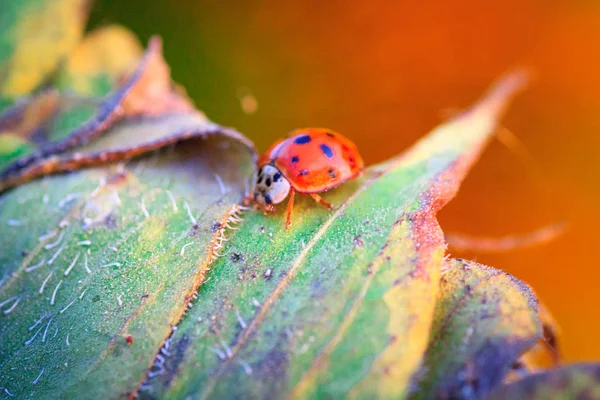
89 0 600 362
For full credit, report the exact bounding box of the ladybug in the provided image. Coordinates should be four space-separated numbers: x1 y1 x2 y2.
250 128 364 228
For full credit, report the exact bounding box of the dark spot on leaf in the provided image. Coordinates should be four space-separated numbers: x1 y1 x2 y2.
92 295 101 302
294 135 311 144
21 250 29 257
231 252 243 263
254 348 289 386
320 144 334 158
354 235 364 247
259 226 266 233
291 156 299 163
141 294 149 299
161 334 191 387
328 169 337 179
189 224 200 237
104 214 119 230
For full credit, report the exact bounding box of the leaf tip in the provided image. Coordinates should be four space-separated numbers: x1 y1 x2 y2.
475 67 531 120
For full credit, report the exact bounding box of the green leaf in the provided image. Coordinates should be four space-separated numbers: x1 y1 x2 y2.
0 0 90 96
134 72 528 400
0 125 255 398
412 258 542 400
486 363 600 400
0 31 541 397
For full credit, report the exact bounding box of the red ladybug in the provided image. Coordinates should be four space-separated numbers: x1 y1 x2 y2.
251 128 364 228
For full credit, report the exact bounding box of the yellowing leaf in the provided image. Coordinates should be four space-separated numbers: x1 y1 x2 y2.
508 301 561 382
487 363 600 400
412 258 542 400
0 37 201 184
56 24 144 96
0 133 35 165
0 0 89 96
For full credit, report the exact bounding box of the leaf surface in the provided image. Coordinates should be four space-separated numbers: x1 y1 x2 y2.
55 25 144 97
0 37 206 186
0 0 89 96
0 17 541 397
0 125 255 399
412 258 542 400
135 72 528 400
486 363 600 400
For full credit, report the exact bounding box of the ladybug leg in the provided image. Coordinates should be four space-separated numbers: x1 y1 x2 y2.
309 193 334 210
242 195 253 206
285 188 296 229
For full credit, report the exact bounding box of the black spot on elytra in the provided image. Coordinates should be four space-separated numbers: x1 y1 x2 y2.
320 144 334 158
257 175 263 184
299 169 309 176
328 169 337 179
273 172 282 182
291 156 299 164
326 132 335 137
264 194 273 205
294 135 311 144
258 167 263 175
266 177 272 187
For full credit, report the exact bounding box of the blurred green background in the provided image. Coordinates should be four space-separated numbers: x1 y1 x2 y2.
89 0 600 362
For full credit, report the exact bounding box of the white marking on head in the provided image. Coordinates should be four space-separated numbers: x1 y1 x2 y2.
254 165 290 205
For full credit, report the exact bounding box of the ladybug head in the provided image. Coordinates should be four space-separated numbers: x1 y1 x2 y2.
253 165 291 206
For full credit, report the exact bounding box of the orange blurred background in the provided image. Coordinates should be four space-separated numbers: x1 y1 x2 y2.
90 0 600 361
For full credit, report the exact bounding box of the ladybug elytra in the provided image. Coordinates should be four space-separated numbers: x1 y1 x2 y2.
250 128 364 228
